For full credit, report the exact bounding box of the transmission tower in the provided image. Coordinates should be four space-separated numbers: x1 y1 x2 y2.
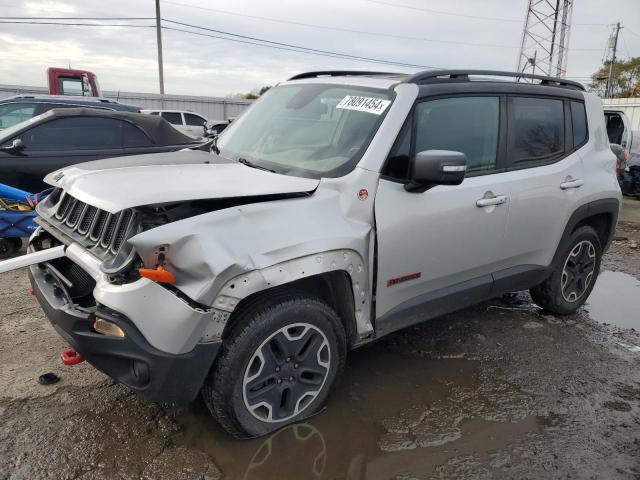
517 0 575 79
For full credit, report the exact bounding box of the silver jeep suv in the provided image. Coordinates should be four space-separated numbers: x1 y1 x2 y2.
21 70 620 438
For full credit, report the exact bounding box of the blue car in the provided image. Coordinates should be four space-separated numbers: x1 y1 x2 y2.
0 94 140 130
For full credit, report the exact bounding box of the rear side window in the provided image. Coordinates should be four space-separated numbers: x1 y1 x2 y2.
21 117 123 150
415 97 500 174
161 112 182 125
570 101 587 148
509 97 564 162
123 122 152 147
184 113 205 126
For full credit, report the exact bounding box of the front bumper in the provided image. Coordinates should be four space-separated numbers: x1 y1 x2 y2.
29 261 220 405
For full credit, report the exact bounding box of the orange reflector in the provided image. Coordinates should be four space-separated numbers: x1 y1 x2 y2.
138 265 176 284
93 318 126 338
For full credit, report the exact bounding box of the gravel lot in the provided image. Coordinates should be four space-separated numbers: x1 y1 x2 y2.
1 206 639 480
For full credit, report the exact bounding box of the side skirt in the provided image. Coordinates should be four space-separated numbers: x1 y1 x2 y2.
374 265 550 338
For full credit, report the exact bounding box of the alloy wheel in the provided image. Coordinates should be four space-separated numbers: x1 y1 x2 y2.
242 323 331 423
561 240 596 302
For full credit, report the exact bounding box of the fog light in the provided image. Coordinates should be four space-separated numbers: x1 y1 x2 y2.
93 318 125 338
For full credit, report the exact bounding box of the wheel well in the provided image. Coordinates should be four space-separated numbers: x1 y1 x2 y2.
572 212 612 248
222 271 357 346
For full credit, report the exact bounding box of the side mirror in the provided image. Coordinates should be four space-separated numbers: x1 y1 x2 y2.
405 150 467 192
1 138 25 153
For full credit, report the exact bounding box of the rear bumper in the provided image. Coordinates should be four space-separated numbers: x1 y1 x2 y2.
29 263 220 404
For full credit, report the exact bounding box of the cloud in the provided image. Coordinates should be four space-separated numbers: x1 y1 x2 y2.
0 0 638 96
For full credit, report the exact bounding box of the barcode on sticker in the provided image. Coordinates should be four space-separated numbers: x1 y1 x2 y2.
336 96 391 115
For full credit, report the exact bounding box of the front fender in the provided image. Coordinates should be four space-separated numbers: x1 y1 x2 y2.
128 186 375 336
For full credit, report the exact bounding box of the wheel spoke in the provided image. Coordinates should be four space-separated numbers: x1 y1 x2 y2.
296 331 323 363
246 374 279 404
298 367 326 386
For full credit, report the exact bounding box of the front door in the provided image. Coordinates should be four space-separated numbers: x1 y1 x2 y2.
374 96 509 334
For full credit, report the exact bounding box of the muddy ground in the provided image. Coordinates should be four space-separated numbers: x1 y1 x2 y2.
1 212 640 479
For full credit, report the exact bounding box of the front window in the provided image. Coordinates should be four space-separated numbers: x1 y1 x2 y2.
217 84 393 178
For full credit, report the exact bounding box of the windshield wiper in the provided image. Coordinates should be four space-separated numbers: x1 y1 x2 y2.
237 157 276 173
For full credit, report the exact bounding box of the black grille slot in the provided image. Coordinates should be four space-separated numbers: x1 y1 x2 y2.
45 191 138 261
90 210 109 242
65 200 85 227
111 210 133 253
54 194 73 220
78 206 97 235
100 214 118 249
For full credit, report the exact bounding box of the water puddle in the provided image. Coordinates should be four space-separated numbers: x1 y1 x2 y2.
174 341 540 479
585 271 640 330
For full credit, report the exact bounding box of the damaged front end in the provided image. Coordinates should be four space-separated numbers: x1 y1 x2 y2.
25 190 231 404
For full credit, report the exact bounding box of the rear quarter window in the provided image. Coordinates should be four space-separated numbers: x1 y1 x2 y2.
570 101 587 148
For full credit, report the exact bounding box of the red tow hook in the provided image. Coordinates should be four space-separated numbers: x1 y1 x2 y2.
60 348 85 366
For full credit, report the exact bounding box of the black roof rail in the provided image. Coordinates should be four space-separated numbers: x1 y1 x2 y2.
288 70 402 81
404 70 586 91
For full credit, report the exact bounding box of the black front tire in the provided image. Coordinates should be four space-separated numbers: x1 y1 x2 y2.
201 291 347 438
530 226 602 315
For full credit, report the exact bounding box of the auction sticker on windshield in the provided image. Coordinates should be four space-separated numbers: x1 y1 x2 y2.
336 96 391 115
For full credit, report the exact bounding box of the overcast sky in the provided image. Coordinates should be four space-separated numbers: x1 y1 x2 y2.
0 0 639 97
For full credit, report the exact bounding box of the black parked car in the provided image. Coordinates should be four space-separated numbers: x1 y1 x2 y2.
0 95 140 130
0 108 211 192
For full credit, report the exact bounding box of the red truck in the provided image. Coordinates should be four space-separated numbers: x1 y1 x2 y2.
47 67 102 97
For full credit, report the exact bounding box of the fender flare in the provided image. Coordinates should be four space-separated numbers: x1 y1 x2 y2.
203 249 373 342
551 198 619 267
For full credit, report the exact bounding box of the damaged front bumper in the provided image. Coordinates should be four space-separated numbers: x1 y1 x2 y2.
15 231 222 405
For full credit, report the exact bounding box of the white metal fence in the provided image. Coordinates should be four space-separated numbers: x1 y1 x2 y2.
0 84 252 122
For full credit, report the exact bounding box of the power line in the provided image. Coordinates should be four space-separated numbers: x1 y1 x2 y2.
361 0 522 23
0 16 154 20
162 0 515 49
620 31 632 59
625 26 640 39
161 19 434 69
0 14 611 53
0 20 155 28
364 0 618 27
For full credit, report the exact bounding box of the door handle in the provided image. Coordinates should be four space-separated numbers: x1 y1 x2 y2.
560 177 584 190
476 194 507 208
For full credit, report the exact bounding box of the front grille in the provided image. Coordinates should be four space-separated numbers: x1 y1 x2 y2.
46 191 137 260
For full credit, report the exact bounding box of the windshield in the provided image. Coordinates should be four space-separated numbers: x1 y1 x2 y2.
217 84 393 178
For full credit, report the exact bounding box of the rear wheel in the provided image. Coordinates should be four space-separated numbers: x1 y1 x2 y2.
202 292 346 438
530 226 602 315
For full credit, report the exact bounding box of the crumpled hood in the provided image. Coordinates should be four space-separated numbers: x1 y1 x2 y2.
44 150 319 213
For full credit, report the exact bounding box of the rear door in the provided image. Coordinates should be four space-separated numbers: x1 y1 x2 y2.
374 95 510 332
494 96 586 282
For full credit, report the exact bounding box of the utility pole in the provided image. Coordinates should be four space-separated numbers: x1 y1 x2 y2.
605 22 622 98
155 0 165 95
